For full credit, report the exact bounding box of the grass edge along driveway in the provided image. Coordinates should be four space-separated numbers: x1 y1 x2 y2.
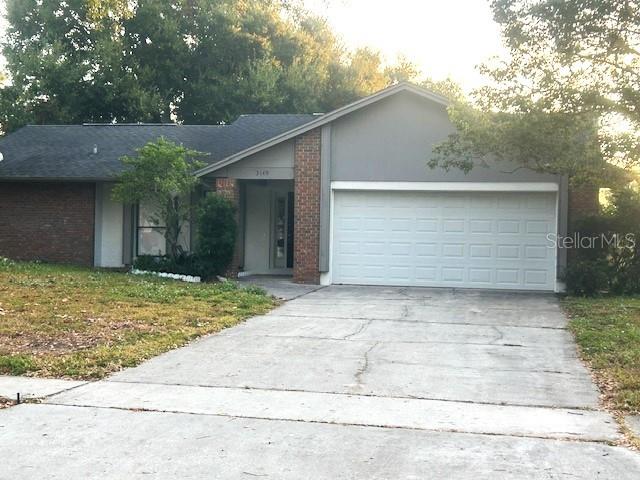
0 259 275 380
563 295 640 446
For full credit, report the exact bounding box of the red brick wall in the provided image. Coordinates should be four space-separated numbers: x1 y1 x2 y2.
0 182 95 265
214 177 240 278
293 128 321 284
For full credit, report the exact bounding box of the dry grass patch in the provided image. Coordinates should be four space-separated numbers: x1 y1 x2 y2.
564 296 640 414
563 296 640 448
0 259 275 379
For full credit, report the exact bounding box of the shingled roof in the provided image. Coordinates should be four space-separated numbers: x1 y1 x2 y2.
0 114 317 180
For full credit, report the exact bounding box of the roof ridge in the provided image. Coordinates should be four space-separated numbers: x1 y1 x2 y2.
238 113 316 116
21 123 227 128
82 123 178 126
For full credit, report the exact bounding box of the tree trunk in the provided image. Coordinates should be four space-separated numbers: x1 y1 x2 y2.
165 197 182 260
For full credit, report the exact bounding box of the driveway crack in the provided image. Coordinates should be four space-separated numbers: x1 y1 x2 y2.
355 342 379 385
490 325 504 344
342 319 372 340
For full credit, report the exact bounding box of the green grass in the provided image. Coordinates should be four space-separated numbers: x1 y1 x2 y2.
563 296 640 413
0 258 276 379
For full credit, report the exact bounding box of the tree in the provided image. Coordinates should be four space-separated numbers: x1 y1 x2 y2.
111 138 205 259
0 0 418 133
85 0 133 24
429 0 640 184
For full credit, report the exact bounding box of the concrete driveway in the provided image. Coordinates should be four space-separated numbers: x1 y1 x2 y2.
2 285 640 479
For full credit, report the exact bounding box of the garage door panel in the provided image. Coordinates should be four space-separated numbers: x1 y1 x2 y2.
469 220 494 234
497 220 522 234
332 191 557 291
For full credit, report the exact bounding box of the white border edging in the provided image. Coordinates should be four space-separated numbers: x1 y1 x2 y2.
131 269 201 283
331 181 559 192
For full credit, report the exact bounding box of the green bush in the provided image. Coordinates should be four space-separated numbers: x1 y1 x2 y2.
131 194 237 281
565 259 611 296
565 186 640 296
133 253 203 277
196 194 237 279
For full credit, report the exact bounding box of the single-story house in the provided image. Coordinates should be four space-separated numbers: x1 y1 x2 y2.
0 82 599 291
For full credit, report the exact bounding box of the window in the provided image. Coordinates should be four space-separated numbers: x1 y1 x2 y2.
137 203 166 256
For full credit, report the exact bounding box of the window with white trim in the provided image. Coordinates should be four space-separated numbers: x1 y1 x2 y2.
137 203 166 256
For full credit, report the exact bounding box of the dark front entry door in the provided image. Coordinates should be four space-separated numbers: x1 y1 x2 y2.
286 192 294 269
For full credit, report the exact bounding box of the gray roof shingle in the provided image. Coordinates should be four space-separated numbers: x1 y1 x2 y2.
0 114 317 180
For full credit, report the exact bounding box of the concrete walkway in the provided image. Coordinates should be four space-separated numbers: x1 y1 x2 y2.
239 274 323 300
1 285 640 478
0 375 86 400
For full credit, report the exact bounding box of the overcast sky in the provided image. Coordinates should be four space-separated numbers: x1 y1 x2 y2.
0 0 505 90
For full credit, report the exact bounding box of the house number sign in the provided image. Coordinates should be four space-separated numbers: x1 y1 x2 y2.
255 169 270 177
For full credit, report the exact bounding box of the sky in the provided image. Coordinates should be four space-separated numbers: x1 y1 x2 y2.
0 0 505 91
305 0 506 90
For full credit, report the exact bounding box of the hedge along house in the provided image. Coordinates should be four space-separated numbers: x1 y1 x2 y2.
0 83 599 291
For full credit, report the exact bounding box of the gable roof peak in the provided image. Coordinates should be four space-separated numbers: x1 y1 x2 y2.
195 82 450 177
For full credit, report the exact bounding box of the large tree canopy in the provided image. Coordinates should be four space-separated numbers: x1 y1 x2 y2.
430 0 640 184
0 0 416 133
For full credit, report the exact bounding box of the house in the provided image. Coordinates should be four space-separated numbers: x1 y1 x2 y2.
0 83 599 291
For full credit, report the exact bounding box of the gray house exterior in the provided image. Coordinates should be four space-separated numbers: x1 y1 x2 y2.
0 83 598 291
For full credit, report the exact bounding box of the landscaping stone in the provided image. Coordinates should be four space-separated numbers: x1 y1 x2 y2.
130 269 201 283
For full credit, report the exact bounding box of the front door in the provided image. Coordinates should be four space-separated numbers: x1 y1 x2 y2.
271 193 287 269
271 191 295 270
286 192 294 269
243 182 294 274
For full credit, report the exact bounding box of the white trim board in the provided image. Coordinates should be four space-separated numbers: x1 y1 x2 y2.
331 181 559 192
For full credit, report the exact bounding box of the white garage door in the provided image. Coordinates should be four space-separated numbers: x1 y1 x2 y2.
331 190 557 291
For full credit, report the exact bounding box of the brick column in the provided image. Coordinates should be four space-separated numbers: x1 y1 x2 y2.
215 177 241 279
293 128 321 284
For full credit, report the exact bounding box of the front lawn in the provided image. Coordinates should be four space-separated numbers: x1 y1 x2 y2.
0 259 275 379
563 296 640 414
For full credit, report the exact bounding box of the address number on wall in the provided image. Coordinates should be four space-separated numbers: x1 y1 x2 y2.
255 169 270 177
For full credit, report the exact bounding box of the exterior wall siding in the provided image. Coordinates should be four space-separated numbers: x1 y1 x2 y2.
216 140 295 180
293 128 322 284
0 182 95 265
94 182 124 268
330 91 562 185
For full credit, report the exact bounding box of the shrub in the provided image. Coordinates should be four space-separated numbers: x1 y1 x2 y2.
133 253 203 277
131 194 237 281
565 186 640 296
565 258 611 296
196 194 237 279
